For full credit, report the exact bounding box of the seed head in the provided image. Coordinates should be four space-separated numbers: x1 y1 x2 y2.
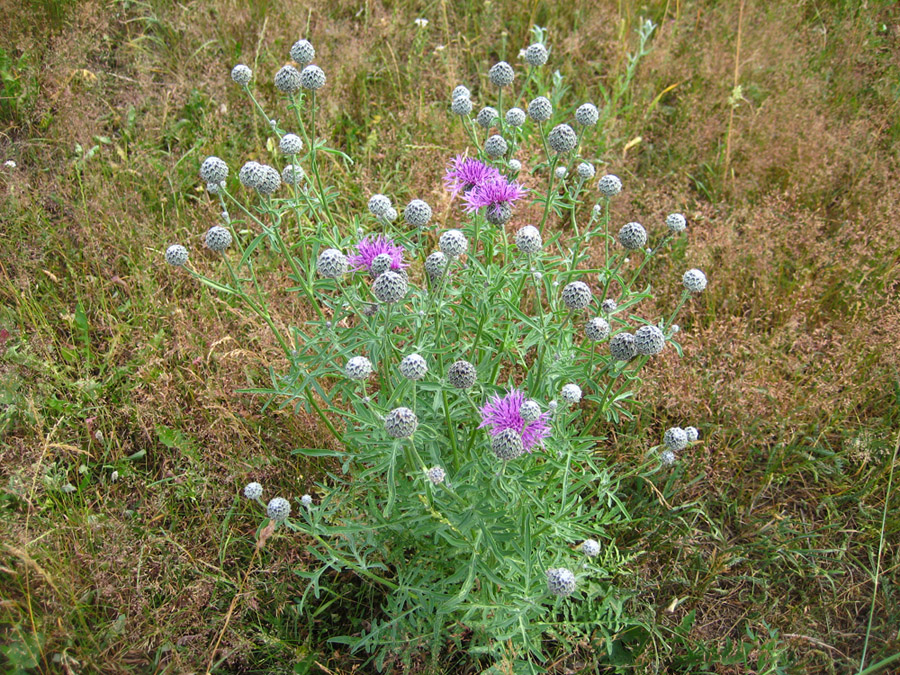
447 360 477 389
609 332 637 361
575 102 600 126
345 356 373 380
451 96 473 116
452 85 470 100
282 164 306 185
300 494 313 507
439 229 468 258
546 567 576 597
477 106 499 129
404 199 432 227
585 317 610 342
300 65 326 90
425 251 448 283
561 281 592 310
426 466 446 485
508 159 522 173
581 539 601 557
385 407 418 438
399 353 428 380
515 225 542 254
527 96 552 122
279 134 303 155
577 162 595 180
666 212 687 233
290 39 315 65
266 497 291 521
316 248 348 279
368 194 392 218
491 428 525 460
664 427 688 451
682 268 707 293
243 482 263 500
205 226 232 252
524 43 549 66
506 107 526 127
685 426 699 443
484 134 508 159
547 124 577 153
634 325 665 356
372 270 408 304
274 65 302 93
255 165 281 194
519 399 541 423
561 383 582 405
165 244 188 267
597 174 622 197
200 156 228 184
231 64 252 85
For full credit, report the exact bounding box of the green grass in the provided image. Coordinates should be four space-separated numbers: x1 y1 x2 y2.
1 0 899 672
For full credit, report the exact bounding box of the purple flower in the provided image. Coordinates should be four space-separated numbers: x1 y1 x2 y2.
443 155 501 197
462 177 527 220
349 235 408 273
479 389 551 452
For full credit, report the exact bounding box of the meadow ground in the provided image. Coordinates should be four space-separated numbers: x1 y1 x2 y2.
1 0 899 672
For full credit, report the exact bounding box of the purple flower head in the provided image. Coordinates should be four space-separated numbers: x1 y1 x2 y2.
349 235 408 273
444 155 501 197
479 389 551 452
462 177 527 220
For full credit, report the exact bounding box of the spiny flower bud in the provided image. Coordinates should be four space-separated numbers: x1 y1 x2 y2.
491 428 524 460
618 222 647 249
555 166 568 180
506 107 526 127
547 124 577 153
524 43 549 67
635 325 665 356
243 482 263 500
369 254 393 278
520 400 541 423
581 539 600 557
561 383 582 405
601 298 617 314
316 248 348 278
508 159 522 173
575 102 599 126
685 426 699 442
290 39 315 65
447 360 477 389
451 96 473 116
165 244 188 267
200 156 228 184
664 427 688 451
577 162 595 180
485 202 512 225
515 225 542 254
597 174 622 197
385 407 418 438
206 181 224 194
452 85 470 100
368 193 392 218
426 466 446 485
666 212 687 232
527 96 552 122
546 567 576 597
231 64 252 85
274 65 302 93
282 164 306 185
609 332 637 361
239 161 263 189
345 356 373 380
255 165 281 194
300 494 313 507
404 199 432 227
484 134 508 159
279 134 303 155
266 497 291 521
372 270 408 304
489 61 515 87
561 281 592 310
439 229 468 258
585 317 610 341
300 64 326 90
661 449 677 466
682 268 707 293
205 226 232 252
425 251 448 283
477 106 499 129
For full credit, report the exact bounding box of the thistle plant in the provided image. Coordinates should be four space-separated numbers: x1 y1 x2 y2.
162 26 707 670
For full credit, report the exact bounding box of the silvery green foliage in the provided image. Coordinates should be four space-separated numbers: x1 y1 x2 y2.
485 202 512 225
205 226 232 252
424 251 448 282
280 134 303 155
274 65 302 93
561 383 582 404
683 268 707 293
385 407 418 438
546 568 576 597
231 64 252 85
426 466 446 485
610 332 637 361
524 42 549 66
243 482 263 500
491 428 524 460
634 325 665 356
290 39 315 65
561 281 592 310
520 400 541 422
618 222 647 249
316 248 348 278
439 229 468 257
506 107 526 127
399 353 428 380
451 96 473 116
664 427 688 451
282 164 305 185
527 96 552 122
401 199 430 228
368 194 392 217
165 244 188 266
200 156 228 184
577 162 595 180
508 159 522 173
685 426 699 442
447 360 477 389
597 174 622 196
484 134 508 159
666 212 687 233
547 124 577 153
300 65 326 90
488 61 515 87
266 497 291 521
515 225 542 254
601 298 618 314
476 106 499 129
452 85 470 100
585 317 610 342
575 102 600 126
345 356 373 380
372 270 408 304
581 539 601 557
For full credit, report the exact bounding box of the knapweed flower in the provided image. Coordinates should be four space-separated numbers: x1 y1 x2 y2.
524 43 549 66
349 235 408 275
205 226 232 252
426 466 446 485
609 332 637 361
635 325 665 356
200 156 228 184
439 230 468 258
561 281 592 310
515 225 542 254
666 212 687 232
266 497 291 521
683 268 707 293
597 174 622 197
585 317 610 341
345 356 373 380
243 482 263 500
274 65 302 93
447 360 477 389
372 270 408 304
443 155 501 196
547 568 576 597
506 107 526 127
477 106 499 129
385 407 418 438
279 134 303 155
300 65 326 90
484 134 508 159
404 199 432 227
399 353 428 380
685 426 699 443
231 64 252 85
663 427 688 451
527 96 552 122
489 61 514 87
316 248 348 278
165 245 188 267
462 176 526 224
581 539 601 557
560 383 582 405
290 39 315 65
618 222 647 249
479 389 551 453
